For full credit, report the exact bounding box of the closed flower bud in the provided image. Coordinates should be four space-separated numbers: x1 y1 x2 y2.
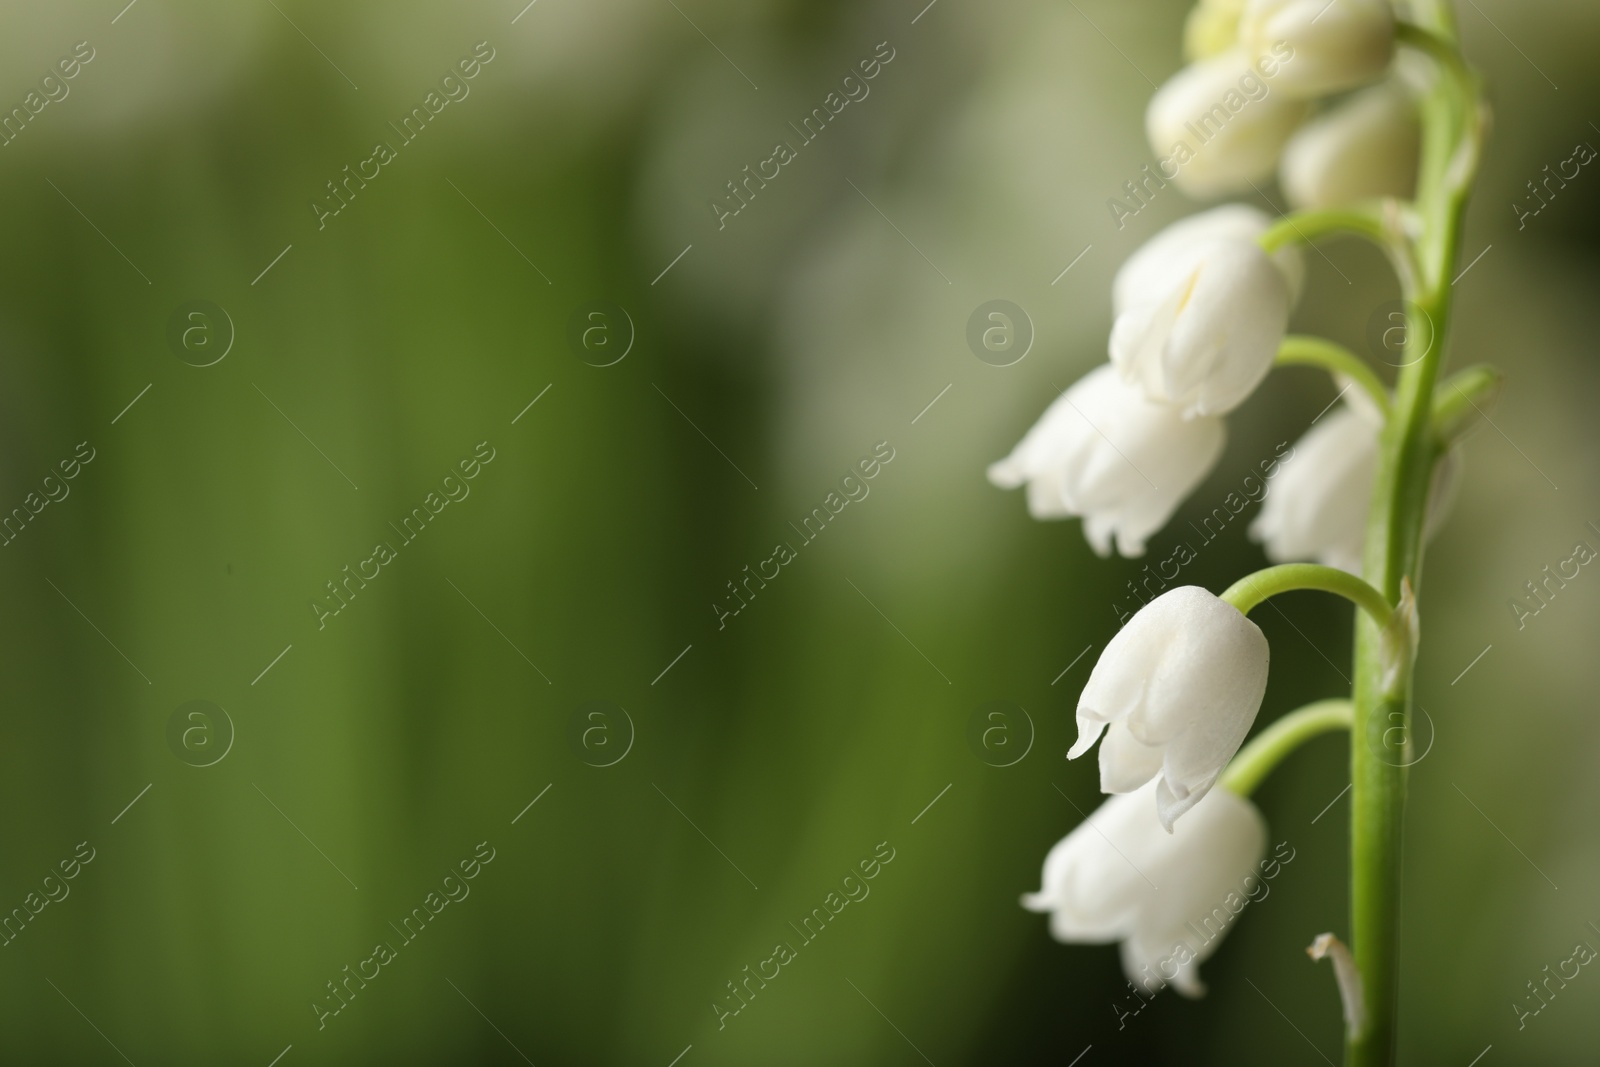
1070 586 1270 831
1022 779 1267 997
1241 0 1395 99
1184 0 1250 61
988 366 1226 557
1281 80 1420 209
1109 235 1292 417
1146 49 1309 199
1113 204 1305 315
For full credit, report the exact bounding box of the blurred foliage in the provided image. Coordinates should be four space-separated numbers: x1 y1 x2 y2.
0 0 1596 1063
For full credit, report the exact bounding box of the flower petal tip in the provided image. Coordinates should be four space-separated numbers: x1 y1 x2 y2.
986 459 1024 489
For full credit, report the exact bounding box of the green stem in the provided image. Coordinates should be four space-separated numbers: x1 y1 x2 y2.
1276 336 1392 418
1220 563 1393 629
1395 24 1476 138
1396 22 1482 287
1219 700 1353 797
1259 201 1423 299
1348 17 1481 1067
1258 204 1395 256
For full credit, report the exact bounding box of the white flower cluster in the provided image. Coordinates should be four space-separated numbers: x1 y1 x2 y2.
1017 580 1284 998
1178 0 1417 208
988 202 1296 558
992 0 1419 569
1013 0 1420 999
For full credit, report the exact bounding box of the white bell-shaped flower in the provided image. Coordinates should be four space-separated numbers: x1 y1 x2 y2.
1113 204 1305 315
1070 586 1270 831
988 366 1226 557
1241 0 1396 99
1109 235 1292 418
1250 392 1459 573
1250 398 1380 572
1282 80 1420 209
1022 779 1267 997
1145 48 1309 199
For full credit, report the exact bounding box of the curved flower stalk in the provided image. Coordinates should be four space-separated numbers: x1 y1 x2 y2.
1001 3 1489 1061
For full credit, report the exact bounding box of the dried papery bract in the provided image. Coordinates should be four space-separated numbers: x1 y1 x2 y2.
1308 932 1367 1035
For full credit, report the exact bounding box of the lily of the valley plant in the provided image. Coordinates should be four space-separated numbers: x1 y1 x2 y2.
994 1 1489 1062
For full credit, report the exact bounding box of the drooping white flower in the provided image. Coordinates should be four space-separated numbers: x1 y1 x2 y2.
1250 393 1460 573
1070 586 1270 831
1145 48 1309 199
1109 235 1292 418
1281 80 1420 209
1022 779 1267 997
1241 0 1396 99
988 365 1226 557
1112 204 1305 315
1250 398 1379 572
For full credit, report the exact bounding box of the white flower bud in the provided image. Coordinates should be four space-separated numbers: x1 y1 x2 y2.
1146 48 1309 199
1022 779 1267 997
1113 204 1305 314
1184 0 1250 61
1070 586 1271 831
988 366 1226 558
1282 80 1420 209
1109 236 1292 417
1241 0 1396 99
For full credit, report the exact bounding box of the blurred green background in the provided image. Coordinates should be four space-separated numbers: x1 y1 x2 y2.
0 0 1596 1063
